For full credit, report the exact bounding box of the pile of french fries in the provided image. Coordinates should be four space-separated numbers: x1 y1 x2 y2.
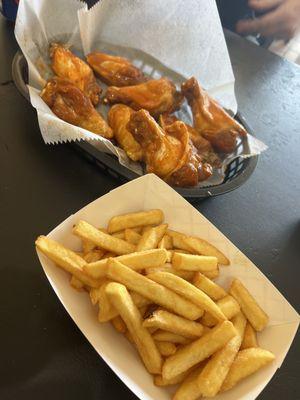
36 209 275 399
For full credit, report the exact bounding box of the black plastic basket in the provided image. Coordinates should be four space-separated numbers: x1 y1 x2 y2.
12 51 258 199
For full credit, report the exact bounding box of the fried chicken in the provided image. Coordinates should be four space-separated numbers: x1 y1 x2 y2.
105 78 183 118
86 52 147 87
181 77 247 153
41 77 113 138
50 43 101 106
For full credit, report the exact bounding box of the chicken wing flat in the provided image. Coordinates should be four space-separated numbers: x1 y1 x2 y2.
108 104 143 161
181 77 247 153
127 109 212 186
50 43 101 106
41 77 113 138
105 78 183 118
159 114 220 167
87 52 147 87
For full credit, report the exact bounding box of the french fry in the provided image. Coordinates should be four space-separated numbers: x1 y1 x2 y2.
125 329 134 344
73 220 136 255
35 236 102 288
221 348 275 392
143 310 204 339
203 268 219 280
84 248 168 278
112 316 127 333
229 279 269 331
70 275 84 291
124 228 142 245
108 209 164 233
82 239 96 254
136 224 168 251
153 330 191 344
98 280 119 322
148 272 226 322
154 369 191 387
158 234 173 250
105 282 162 374
107 259 203 320
193 272 227 300
241 322 258 349
173 364 206 400
112 231 125 239
156 341 177 356
130 292 152 309
183 236 230 265
201 295 240 327
145 263 195 282
83 249 105 263
162 320 237 380
167 230 194 252
197 312 247 397
90 286 102 305
101 252 116 259
172 252 218 272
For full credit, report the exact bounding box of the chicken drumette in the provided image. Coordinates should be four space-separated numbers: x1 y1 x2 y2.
41 77 113 138
127 109 212 186
50 43 101 106
181 77 247 153
87 52 147 87
105 78 183 118
108 104 143 161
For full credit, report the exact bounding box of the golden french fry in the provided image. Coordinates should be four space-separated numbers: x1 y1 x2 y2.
202 268 219 280
148 272 226 322
154 368 192 387
241 322 258 349
98 280 119 322
183 236 230 265
172 252 218 272
125 329 134 344
90 286 102 305
83 249 104 263
221 348 275 392
156 341 177 357
153 330 191 344
145 263 195 282
101 252 117 259
229 279 269 331
130 292 152 308
84 248 168 279
112 231 125 239
35 236 102 288
197 312 246 397
70 275 84 291
106 282 162 374
124 228 142 245
201 295 240 327
193 272 227 300
158 234 173 250
143 310 203 339
162 320 237 380
112 316 127 333
167 230 194 252
108 209 164 233
107 259 203 320
73 220 136 255
136 224 168 251
173 364 206 400
82 239 96 254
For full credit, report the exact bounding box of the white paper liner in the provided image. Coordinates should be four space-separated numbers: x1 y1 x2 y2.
15 0 267 187
36 174 299 400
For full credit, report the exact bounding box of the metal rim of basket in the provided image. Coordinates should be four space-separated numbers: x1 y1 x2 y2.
12 51 258 199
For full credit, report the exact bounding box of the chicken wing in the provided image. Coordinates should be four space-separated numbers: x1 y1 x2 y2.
50 43 101 106
105 78 183 118
181 77 247 153
108 104 143 161
127 109 212 186
160 114 220 167
41 77 113 138
87 52 147 87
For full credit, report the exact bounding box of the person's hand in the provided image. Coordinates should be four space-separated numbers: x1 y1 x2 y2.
236 0 300 40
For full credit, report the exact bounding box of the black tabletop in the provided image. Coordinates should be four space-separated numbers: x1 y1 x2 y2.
0 15 299 400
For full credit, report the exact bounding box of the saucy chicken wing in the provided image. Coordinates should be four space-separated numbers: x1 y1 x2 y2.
50 43 101 106
127 109 212 186
108 104 143 161
87 52 147 87
41 77 113 138
105 78 183 118
181 77 247 153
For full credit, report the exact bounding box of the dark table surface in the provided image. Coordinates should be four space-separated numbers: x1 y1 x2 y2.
0 15 299 400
